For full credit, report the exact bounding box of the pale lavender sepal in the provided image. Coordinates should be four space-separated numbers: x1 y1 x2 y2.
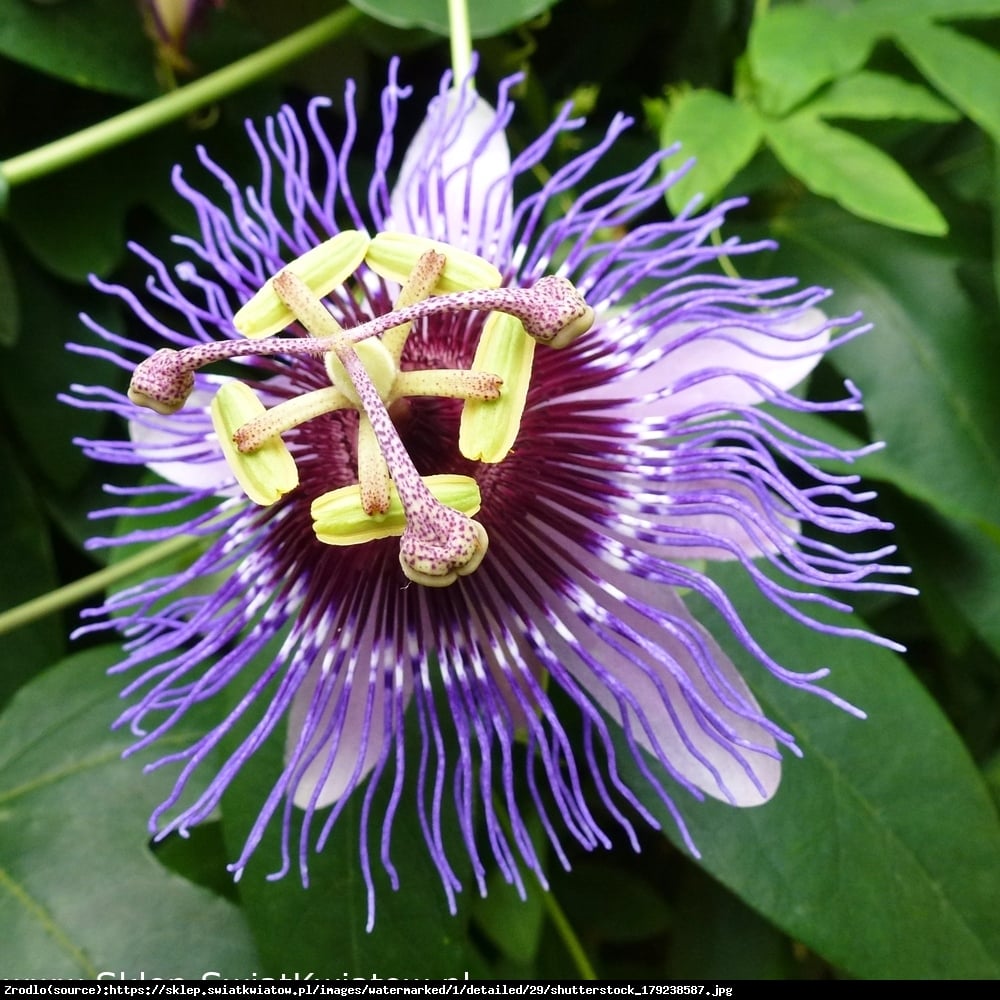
386 88 513 254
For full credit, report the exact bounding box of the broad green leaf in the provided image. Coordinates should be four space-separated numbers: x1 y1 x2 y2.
660 89 764 214
0 0 157 99
894 22 1000 144
348 0 559 37
765 408 984 556
555 863 670 946
769 409 1000 665
765 113 947 235
776 211 1000 537
806 70 959 122
747 5 877 116
904 508 1000 664
0 438 61 707
472 813 546 963
153 821 241 903
901 510 1000 665
6 102 290 283
0 254 125 491
995 141 1000 309
861 0 1000 20
0 238 19 346
6 158 129 282
666 867 800 979
986 754 1000 814
6 132 184 282
624 564 1000 979
0 646 260 978
473 866 546 964
219 660 489 977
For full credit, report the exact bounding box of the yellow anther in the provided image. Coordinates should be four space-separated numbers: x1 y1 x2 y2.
324 336 398 405
459 312 536 463
211 381 299 506
366 232 502 293
232 386 353 453
311 474 482 546
233 230 371 338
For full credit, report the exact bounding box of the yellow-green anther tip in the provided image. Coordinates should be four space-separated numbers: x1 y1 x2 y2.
366 232 501 293
211 381 299 506
325 336 398 405
233 230 371 338
312 474 482 546
459 312 535 464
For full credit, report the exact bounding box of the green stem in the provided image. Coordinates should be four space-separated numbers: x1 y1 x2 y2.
541 887 599 980
0 534 202 637
447 0 474 84
0 6 361 189
710 227 742 280
489 792 597 979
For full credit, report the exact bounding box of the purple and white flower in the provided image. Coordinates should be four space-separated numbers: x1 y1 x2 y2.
67 61 909 924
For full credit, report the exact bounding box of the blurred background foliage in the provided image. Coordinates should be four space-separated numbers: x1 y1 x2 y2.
1 0 999 981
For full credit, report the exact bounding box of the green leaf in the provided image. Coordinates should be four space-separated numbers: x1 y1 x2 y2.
768 409 1000 664
765 113 948 235
472 811 546 963
0 0 157 99
473 868 546 963
902 510 1000 664
347 0 559 37
7 163 128 283
659 89 764 214
0 237 19 346
894 22 1000 144
5 128 188 283
0 646 260 978
806 70 959 122
777 211 1000 536
748 5 877 116
666 867 800 979
995 141 1000 309
624 565 1000 979
0 254 126 491
860 0 1000 21
555 863 670 946
0 438 61 707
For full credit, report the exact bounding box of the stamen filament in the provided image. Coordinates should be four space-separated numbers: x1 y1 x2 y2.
232 386 352 453
382 248 448 364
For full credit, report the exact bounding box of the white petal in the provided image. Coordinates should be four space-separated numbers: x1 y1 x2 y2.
287 654 411 810
654 306 832 418
128 377 234 492
581 307 832 420
655 476 798 562
387 89 513 254
560 571 782 806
